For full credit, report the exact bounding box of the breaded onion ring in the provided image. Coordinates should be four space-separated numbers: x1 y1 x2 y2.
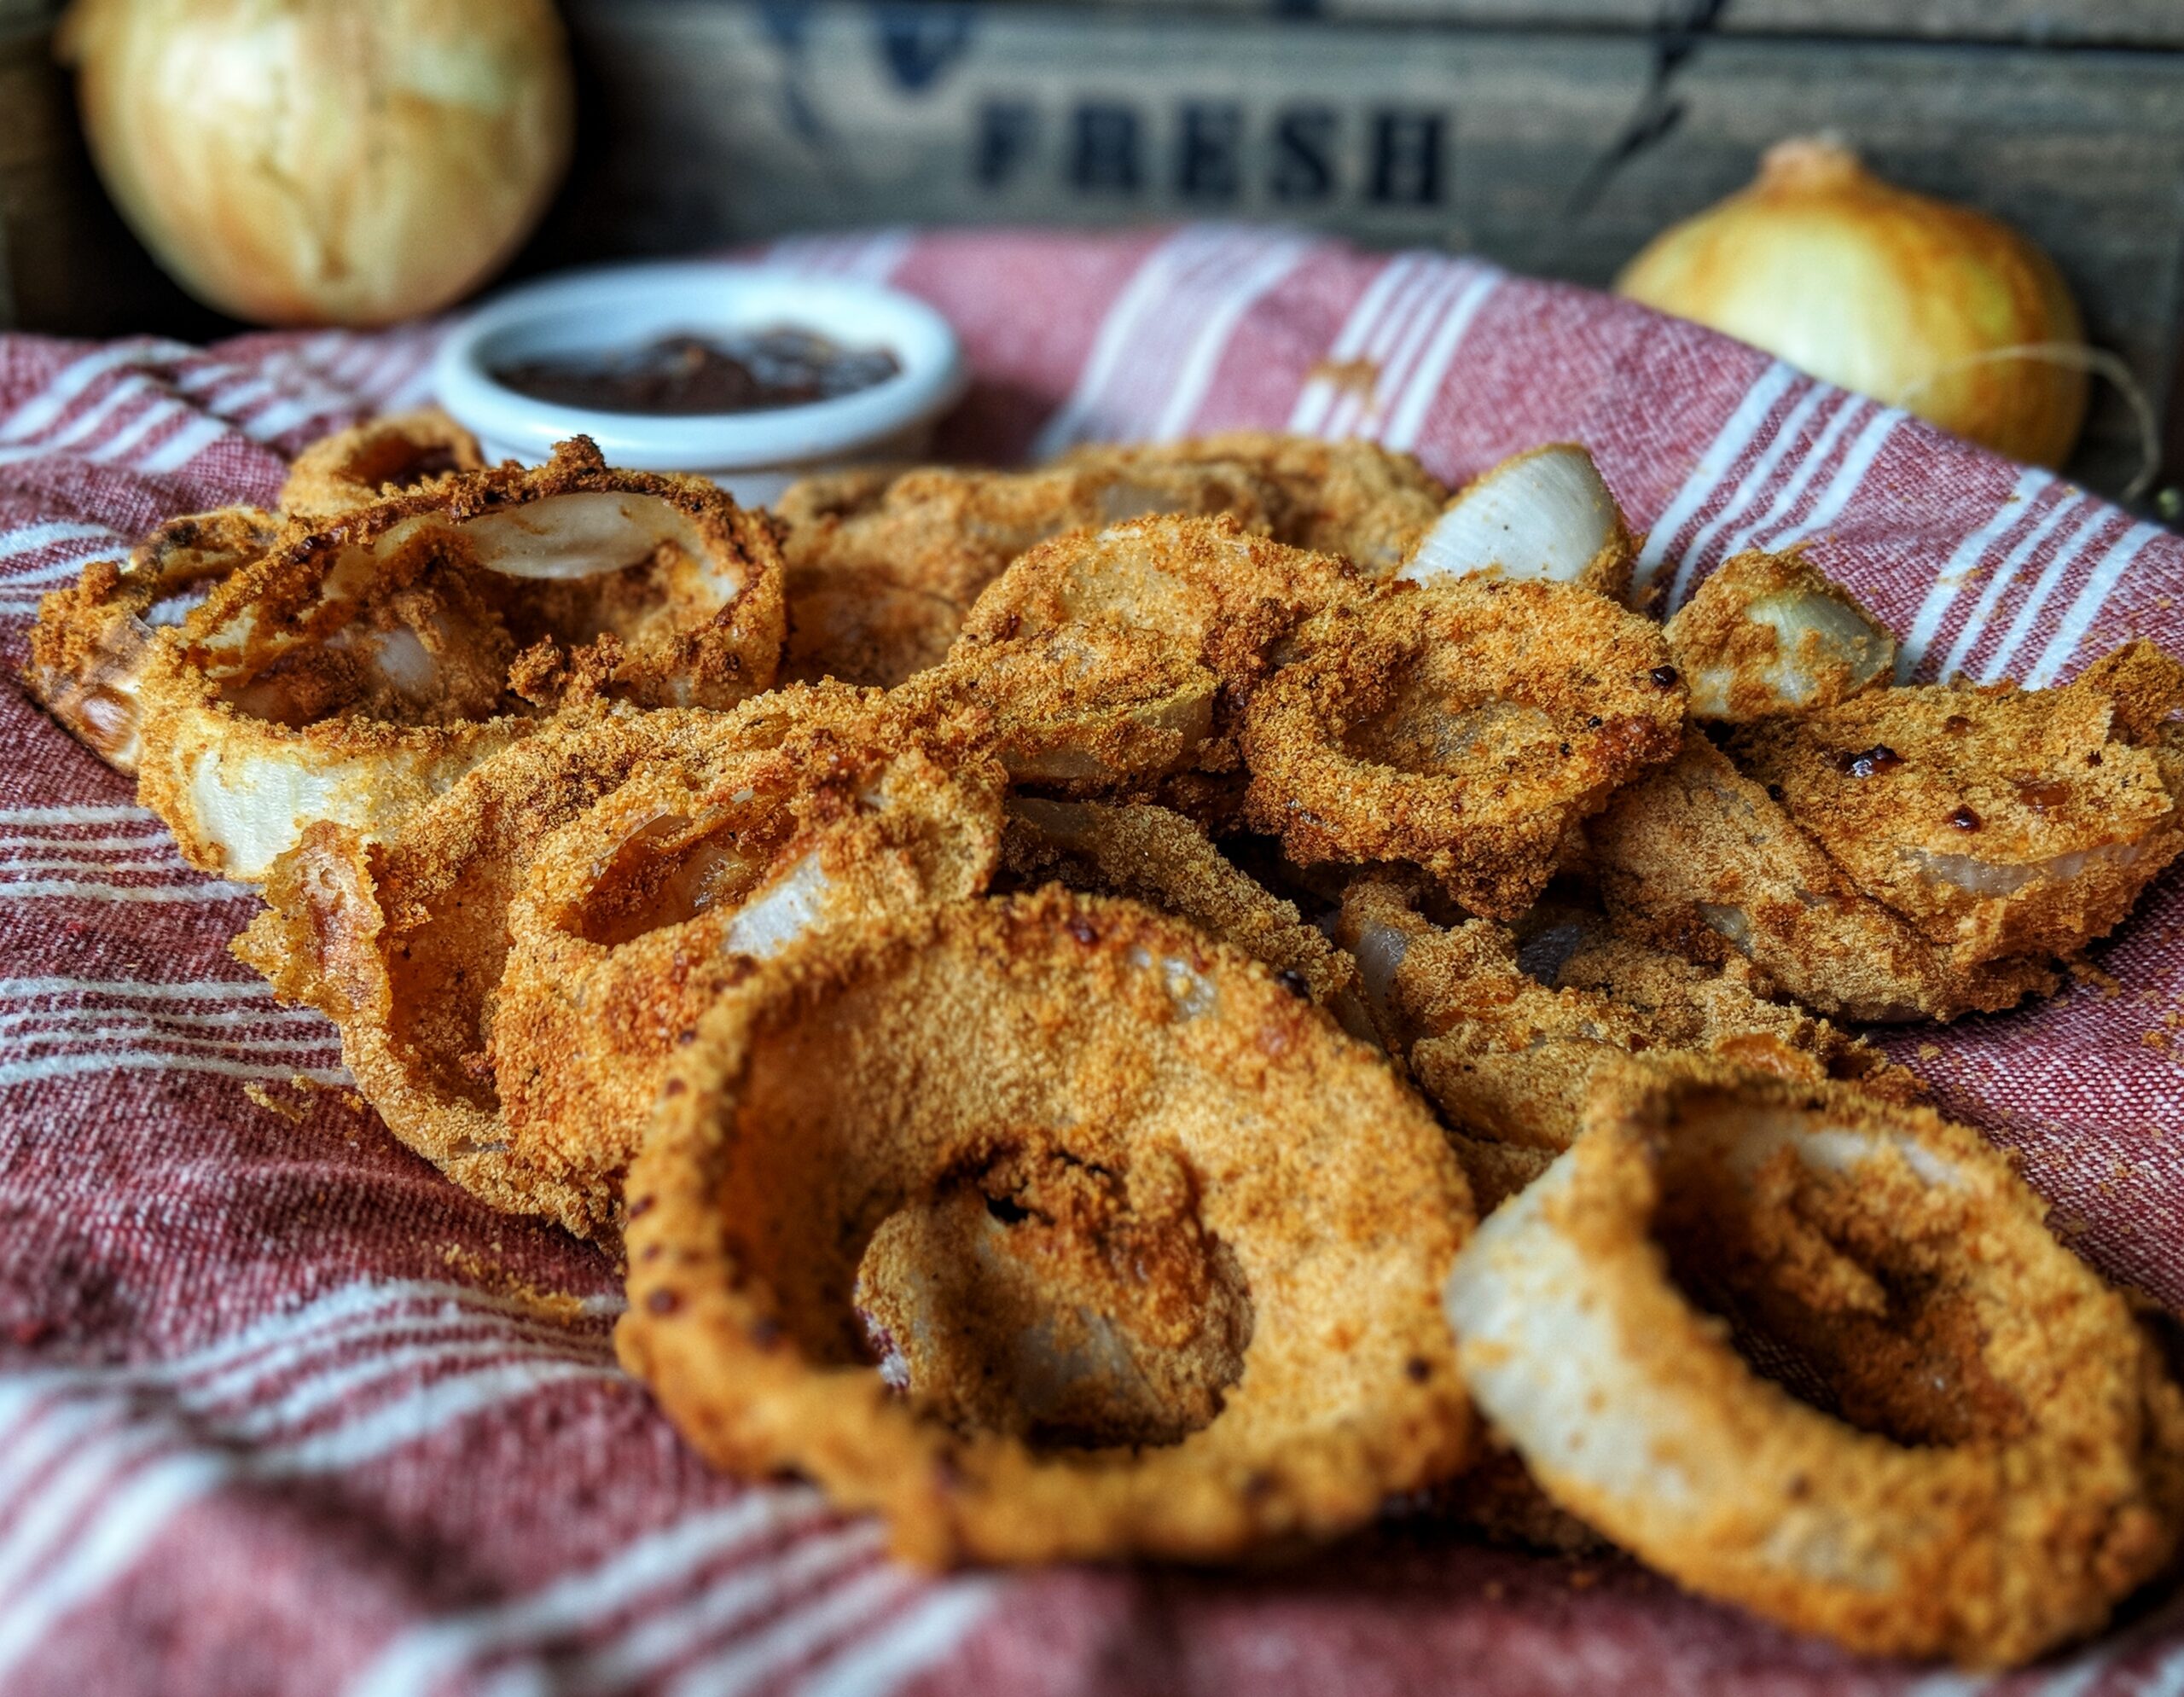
489 696 1005 1239
26 504 280 775
1728 646 2184 969
956 513 1359 763
234 708 721 1226
1335 876 1914 1149
278 407 488 519
1000 796 1373 1039
1591 735 2056 1021
618 890 1474 1566
904 625 1217 796
776 455 1283 688
136 438 786 880
1062 433 1447 575
1443 1057 2184 1668
1667 549 1895 723
1241 578 1684 919
1401 444 1636 605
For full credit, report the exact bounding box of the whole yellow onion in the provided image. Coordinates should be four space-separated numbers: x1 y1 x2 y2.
1617 137 2088 468
56 0 574 328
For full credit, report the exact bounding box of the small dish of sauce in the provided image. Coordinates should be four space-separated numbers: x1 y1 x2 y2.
436 261 967 503
492 329 903 416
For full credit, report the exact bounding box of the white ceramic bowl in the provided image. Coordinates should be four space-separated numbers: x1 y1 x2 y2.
434 260 968 506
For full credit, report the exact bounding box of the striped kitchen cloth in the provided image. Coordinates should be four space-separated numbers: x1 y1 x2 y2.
0 224 2180 1696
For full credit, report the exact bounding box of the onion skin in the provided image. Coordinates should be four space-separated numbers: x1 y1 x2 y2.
57 0 573 328
1616 138 2087 469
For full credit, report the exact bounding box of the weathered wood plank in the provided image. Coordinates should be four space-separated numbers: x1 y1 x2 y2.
553 1 2184 491
1004 0 2184 51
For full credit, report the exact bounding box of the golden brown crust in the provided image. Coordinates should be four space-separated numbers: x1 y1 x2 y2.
1335 875 1917 1150
491 693 1006 1240
618 889 1475 1566
232 709 719 1229
1591 734 2058 1021
999 796 1373 1039
25 505 282 775
1242 578 1685 919
956 512 1361 772
1727 652 2184 968
1666 549 1895 723
1445 1056 2184 1667
133 438 787 879
1062 433 1448 576
278 407 488 519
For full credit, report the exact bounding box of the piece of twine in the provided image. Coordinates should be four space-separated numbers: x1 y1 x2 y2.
1894 341 2160 504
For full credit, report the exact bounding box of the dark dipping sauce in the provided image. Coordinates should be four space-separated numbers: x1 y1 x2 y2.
491 328 901 416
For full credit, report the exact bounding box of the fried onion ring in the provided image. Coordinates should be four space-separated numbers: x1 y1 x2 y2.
278 407 488 519
1591 735 2057 1021
1443 1057 2184 1667
488 697 1005 1239
233 708 721 1229
26 504 281 775
775 456 1284 687
1061 433 1447 576
618 889 1474 1566
999 795 1373 1038
1241 578 1684 918
1335 875 1915 1149
956 513 1359 765
136 438 786 879
903 626 1217 796
1728 648 2184 969
1667 549 1896 723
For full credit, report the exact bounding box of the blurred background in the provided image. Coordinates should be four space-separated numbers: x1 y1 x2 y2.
3 0 2179 501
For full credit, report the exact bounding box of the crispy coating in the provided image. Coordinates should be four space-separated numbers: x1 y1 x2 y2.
1242 578 1685 919
999 796 1373 1039
1592 735 2058 1021
1061 433 1448 576
134 438 787 879
776 456 1284 687
26 504 281 775
1335 875 1916 1149
1667 549 1895 723
1728 647 2184 969
1444 1057 2184 1667
901 626 1217 797
233 708 724 1229
956 514 1361 767
278 407 488 519
490 694 1005 1240
618 890 1475 1566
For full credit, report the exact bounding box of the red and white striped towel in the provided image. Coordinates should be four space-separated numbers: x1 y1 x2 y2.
0 225 2179 1696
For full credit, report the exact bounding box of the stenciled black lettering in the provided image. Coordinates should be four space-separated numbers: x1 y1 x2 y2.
1368 110 1445 206
1176 102 1243 201
975 100 1038 188
1271 106 1336 203
1072 103 1143 193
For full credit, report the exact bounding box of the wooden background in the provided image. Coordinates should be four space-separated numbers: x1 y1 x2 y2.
4 0 2181 499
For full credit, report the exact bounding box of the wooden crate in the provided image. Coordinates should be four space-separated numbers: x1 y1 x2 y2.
548 0 2184 496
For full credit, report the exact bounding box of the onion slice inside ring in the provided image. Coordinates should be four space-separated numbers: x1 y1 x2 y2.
1401 444 1635 604
1443 1056 2184 1668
